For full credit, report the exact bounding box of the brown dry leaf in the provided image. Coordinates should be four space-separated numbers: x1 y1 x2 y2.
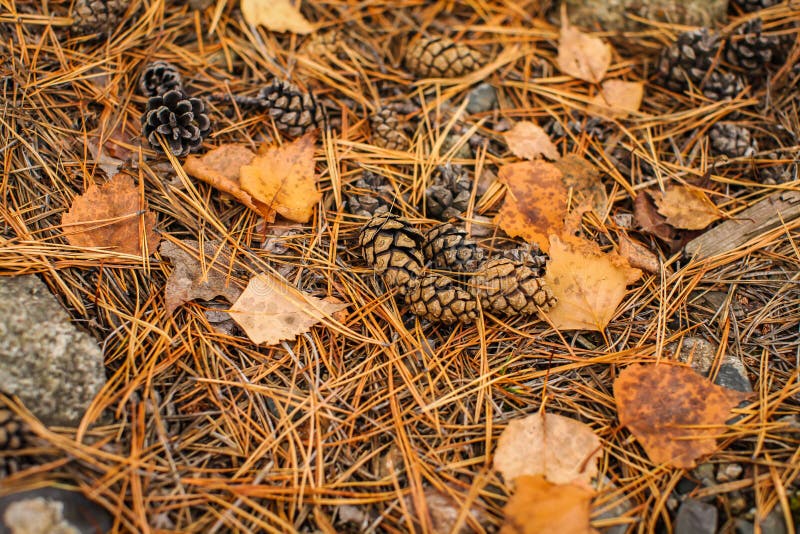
160 240 245 314
654 185 721 230
504 121 559 161
543 235 641 331
183 144 274 220
494 161 568 253
411 488 491 534
61 174 159 256
501 475 596 534
553 155 608 217
614 364 751 469
493 412 601 488
589 80 644 119
229 272 347 346
557 21 612 83
240 0 313 34
240 133 321 223
618 235 660 274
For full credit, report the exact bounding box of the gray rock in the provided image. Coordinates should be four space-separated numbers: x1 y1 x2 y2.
441 134 473 160
735 519 755 534
466 83 497 114
666 336 752 392
716 463 743 483
674 499 718 534
0 275 105 426
716 364 751 393
0 488 112 534
759 507 788 534
562 0 727 32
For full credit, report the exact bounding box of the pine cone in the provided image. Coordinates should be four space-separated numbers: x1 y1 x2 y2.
140 61 183 98
0 407 28 451
359 213 425 289
657 28 720 92
425 164 472 220
71 0 127 37
725 18 787 71
142 89 211 157
700 70 745 101
405 274 478 325
498 248 548 276
731 0 781 12
405 36 484 78
301 30 344 57
259 79 325 137
474 258 556 315
346 170 395 217
709 123 758 158
545 111 609 149
422 223 486 273
370 106 410 151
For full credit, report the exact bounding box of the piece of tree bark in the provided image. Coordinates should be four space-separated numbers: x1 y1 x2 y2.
684 191 800 259
563 0 728 32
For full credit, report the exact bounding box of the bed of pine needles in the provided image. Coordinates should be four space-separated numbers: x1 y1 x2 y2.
1 0 799 532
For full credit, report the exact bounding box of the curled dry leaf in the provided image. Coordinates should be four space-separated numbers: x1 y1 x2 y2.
501 475 596 534
183 144 274 219
160 239 245 314
240 0 313 34
553 154 608 217
618 235 660 274
61 174 159 256
654 185 722 231
504 121 559 161
613 364 751 469
543 235 642 331
493 412 601 489
589 80 644 119
229 272 347 346
240 133 321 223
494 161 568 253
556 21 611 83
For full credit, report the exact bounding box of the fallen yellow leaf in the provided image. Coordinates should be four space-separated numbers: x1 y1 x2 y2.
654 185 721 230
501 475 597 534
589 80 644 119
504 121 559 161
240 0 313 34
556 22 611 83
229 272 347 346
240 133 321 223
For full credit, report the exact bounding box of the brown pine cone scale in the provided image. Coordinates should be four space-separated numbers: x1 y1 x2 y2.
474 258 556 315
359 213 425 289
405 274 478 325
422 223 486 273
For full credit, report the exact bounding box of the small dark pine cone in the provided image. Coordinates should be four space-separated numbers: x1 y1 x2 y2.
259 79 326 137
405 36 484 78
499 248 549 277
700 70 745 101
405 274 478 325
359 213 425 289
71 0 127 37
140 61 183 98
545 111 609 149
474 258 556 316
142 89 211 157
346 170 395 218
422 223 486 273
731 0 781 12
725 18 787 72
0 407 28 451
425 164 472 220
709 123 758 158
657 28 720 92
370 106 410 151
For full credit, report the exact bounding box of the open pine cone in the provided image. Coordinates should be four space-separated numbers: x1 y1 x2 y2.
370 106 410 151
140 61 183 97
259 79 326 137
0 407 29 451
346 170 396 218
709 123 758 158
425 164 472 220
405 36 484 78
473 258 556 315
657 28 720 92
71 0 127 37
142 89 211 157
422 223 486 273
405 274 478 325
359 213 425 289
725 18 788 72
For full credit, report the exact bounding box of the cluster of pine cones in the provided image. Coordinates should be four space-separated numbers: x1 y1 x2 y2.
358 213 556 325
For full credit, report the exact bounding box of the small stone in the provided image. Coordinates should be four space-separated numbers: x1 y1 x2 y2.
666 336 752 392
0 276 106 426
466 83 497 114
441 133 473 160
759 507 788 534
716 364 752 393
717 463 744 483
729 491 748 515
735 519 755 534
693 463 716 487
0 488 112 534
674 499 718 534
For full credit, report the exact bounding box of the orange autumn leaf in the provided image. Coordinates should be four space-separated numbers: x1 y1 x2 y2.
614 364 751 469
501 475 597 534
494 161 568 253
556 21 611 83
61 174 159 256
553 155 608 217
240 133 321 223
504 121 559 161
654 185 721 230
493 412 601 489
240 0 313 34
589 80 644 119
543 235 641 331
